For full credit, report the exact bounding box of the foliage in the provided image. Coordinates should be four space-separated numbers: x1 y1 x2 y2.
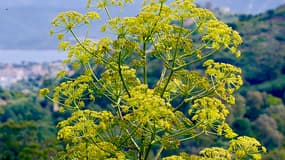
253 114 283 149
0 97 60 160
41 0 266 159
263 147 285 160
217 4 285 88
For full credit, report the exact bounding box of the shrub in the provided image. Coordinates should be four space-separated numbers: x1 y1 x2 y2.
40 0 265 159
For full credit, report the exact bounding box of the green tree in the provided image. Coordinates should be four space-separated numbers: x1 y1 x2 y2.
253 114 283 150
0 98 60 160
41 0 266 159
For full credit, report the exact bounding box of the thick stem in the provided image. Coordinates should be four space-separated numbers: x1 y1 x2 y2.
139 134 145 160
141 1 164 86
143 127 155 160
160 69 174 97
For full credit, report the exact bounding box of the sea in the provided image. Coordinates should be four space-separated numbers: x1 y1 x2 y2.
0 49 67 64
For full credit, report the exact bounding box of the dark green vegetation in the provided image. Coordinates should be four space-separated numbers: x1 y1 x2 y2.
1 4 285 159
216 4 285 159
0 85 61 159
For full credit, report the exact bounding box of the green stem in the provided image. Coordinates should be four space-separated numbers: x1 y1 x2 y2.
139 134 145 160
104 7 112 19
173 100 187 112
70 29 92 54
179 131 204 142
84 63 117 103
143 41 148 85
174 49 218 71
164 121 203 140
69 29 111 66
118 50 131 97
115 98 140 151
160 69 174 97
184 86 217 103
90 137 117 156
45 95 73 109
154 146 164 160
144 124 155 160
160 19 184 97
118 122 141 149
178 42 209 59
185 19 204 38
140 1 164 86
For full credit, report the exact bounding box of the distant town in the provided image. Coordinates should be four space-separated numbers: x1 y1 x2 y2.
0 61 69 87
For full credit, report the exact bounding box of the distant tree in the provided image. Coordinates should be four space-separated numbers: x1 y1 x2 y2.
41 0 266 159
239 15 253 21
266 105 285 135
254 114 283 149
263 148 285 160
0 98 60 159
232 118 253 136
245 91 267 120
227 94 246 123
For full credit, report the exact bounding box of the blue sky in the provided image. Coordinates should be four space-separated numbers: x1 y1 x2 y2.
0 0 284 50
0 0 284 62
1 0 284 14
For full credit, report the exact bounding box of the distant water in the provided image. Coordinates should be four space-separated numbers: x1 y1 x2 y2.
0 50 67 63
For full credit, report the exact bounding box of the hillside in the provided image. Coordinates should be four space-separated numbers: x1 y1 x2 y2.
197 0 285 14
212 6 285 158
214 4 285 99
0 2 285 159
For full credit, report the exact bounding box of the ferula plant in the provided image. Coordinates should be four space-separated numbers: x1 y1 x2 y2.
40 0 266 159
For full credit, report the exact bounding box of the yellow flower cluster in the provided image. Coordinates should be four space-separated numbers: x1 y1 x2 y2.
53 74 94 110
64 39 96 64
39 88 50 97
99 66 141 97
154 33 194 66
57 110 125 159
189 97 237 138
199 147 231 159
51 11 100 30
202 20 242 57
204 60 243 104
175 70 210 96
162 155 185 160
123 85 178 130
162 152 206 160
189 97 229 121
229 136 266 160
155 70 211 102
57 110 114 139
162 137 266 160
58 37 114 70
171 0 215 20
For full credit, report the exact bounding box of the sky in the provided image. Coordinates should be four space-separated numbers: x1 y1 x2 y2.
196 0 285 14
0 0 284 50
1 0 284 14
